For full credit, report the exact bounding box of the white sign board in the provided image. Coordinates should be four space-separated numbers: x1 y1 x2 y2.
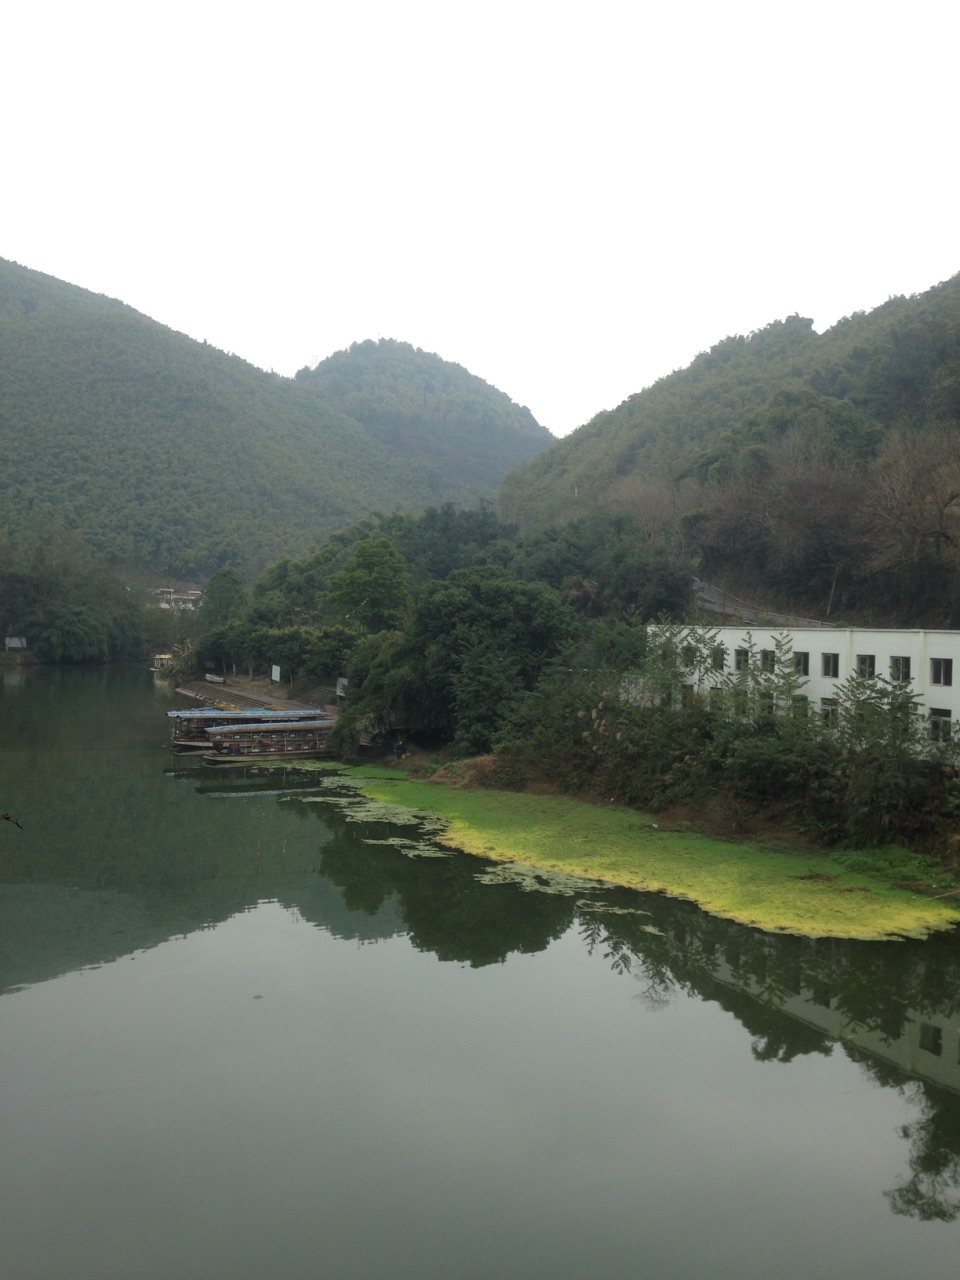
271 664 281 683
336 677 348 698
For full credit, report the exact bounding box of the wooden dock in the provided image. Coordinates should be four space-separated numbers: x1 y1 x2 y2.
175 681 317 712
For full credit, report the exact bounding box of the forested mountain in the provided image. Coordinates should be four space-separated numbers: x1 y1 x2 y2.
499 273 960 624
0 259 551 577
295 339 551 498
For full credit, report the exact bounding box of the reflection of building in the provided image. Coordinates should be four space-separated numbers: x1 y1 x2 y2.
708 953 960 1095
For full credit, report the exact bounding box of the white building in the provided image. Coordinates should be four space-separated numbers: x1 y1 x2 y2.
700 626 960 738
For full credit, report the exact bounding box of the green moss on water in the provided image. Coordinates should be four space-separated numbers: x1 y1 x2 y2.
287 760 400 780
345 776 960 942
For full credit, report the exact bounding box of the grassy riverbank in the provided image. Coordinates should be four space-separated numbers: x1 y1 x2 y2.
323 765 960 941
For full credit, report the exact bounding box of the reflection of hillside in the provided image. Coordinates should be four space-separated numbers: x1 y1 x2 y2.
2 711 574 992
0 864 406 997
1 882 190 992
0 682 409 991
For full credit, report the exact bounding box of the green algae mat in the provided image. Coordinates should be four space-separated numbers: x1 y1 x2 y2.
324 769 960 941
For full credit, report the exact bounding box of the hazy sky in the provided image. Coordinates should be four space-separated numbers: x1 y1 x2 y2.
5 1 957 436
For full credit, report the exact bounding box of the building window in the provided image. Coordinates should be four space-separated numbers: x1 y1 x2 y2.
821 697 838 726
890 656 911 682
780 969 803 996
856 654 875 678
710 644 727 671
930 709 952 742
792 695 810 719
709 687 727 713
931 658 953 686
734 648 749 671
822 653 839 679
794 651 810 676
760 649 775 673
811 980 832 1009
919 1023 943 1056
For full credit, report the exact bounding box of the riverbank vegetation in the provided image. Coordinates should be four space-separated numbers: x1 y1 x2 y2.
494 627 960 854
0 529 144 662
323 768 960 941
180 508 960 880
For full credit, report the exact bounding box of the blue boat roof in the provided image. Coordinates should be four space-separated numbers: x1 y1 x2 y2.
168 707 330 721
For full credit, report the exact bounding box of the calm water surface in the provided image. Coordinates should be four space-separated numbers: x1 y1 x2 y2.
2 667 960 1279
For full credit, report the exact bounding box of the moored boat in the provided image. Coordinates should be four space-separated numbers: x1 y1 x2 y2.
168 707 335 751
201 719 334 764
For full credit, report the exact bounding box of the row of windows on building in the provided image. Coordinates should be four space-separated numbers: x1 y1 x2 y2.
731 650 953 686
716 650 955 739
814 698 953 738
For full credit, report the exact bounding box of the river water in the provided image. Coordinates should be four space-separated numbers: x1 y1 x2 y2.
2 666 960 1278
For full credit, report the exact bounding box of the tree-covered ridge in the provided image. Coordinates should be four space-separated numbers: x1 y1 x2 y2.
500 277 960 525
498 273 960 624
295 338 552 500
0 260 552 577
498 313 825 527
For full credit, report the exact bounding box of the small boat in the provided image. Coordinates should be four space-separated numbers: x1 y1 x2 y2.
167 707 335 751
201 719 334 765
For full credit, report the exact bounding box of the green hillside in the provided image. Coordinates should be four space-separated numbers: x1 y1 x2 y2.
499 273 960 623
0 260 551 577
295 338 552 496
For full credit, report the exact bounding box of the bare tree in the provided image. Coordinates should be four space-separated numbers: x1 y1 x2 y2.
860 424 960 573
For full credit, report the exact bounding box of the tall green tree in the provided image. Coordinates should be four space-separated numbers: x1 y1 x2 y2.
327 537 412 632
199 568 248 631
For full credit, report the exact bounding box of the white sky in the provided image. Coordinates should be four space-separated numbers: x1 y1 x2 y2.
4 1 957 437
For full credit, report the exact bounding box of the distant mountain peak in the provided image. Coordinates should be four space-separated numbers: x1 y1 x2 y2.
0 260 552 577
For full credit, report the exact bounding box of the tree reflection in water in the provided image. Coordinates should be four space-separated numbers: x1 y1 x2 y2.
311 779 960 1223
576 893 960 1222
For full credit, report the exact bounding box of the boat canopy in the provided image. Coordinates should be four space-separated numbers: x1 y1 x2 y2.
168 707 331 721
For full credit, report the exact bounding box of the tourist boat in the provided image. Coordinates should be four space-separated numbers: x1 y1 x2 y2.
201 719 334 764
168 707 335 751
